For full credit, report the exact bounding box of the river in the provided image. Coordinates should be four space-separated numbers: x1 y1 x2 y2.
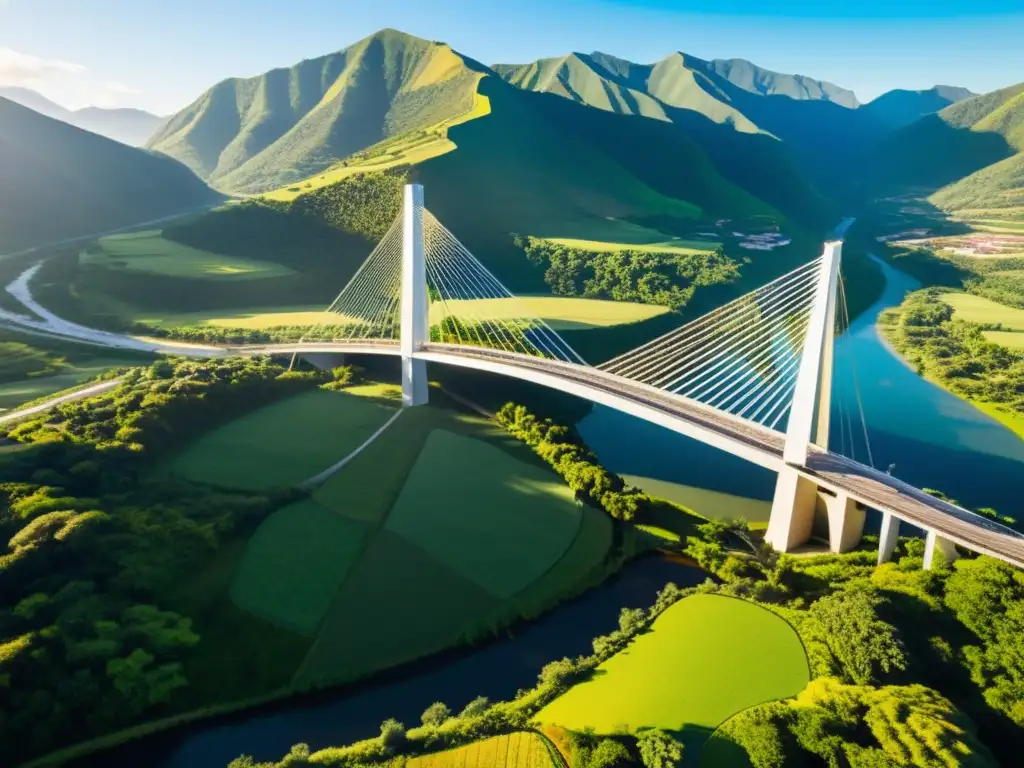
578 255 1024 521
82 558 706 768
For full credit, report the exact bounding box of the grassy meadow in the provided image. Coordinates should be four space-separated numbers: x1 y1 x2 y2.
384 430 582 598
940 292 1024 348
162 389 617 692
172 389 397 489
230 500 370 635
537 594 809 735
128 296 669 334
544 236 720 256
81 230 294 280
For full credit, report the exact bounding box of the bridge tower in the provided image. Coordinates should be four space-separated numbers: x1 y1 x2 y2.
765 241 865 553
401 184 429 407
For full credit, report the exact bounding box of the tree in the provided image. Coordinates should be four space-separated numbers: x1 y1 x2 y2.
459 696 490 717
636 729 684 768
588 738 631 768
805 586 907 685
378 718 406 753
420 701 452 727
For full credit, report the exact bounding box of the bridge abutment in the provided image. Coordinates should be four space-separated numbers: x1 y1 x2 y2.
765 467 817 551
766 469 865 553
401 184 429 407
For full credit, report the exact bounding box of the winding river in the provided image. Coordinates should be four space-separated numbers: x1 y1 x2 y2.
83 559 706 768
37 252 1024 768
579 255 1024 520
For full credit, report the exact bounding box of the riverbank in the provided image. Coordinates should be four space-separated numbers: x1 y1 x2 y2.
877 290 1024 442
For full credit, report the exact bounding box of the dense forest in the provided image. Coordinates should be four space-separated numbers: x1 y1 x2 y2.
879 289 1024 416
515 237 739 310
0 357 329 765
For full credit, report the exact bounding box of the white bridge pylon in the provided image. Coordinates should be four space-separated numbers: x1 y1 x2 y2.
297 185 881 559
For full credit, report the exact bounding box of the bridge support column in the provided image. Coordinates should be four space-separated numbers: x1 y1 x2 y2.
878 512 900 564
765 467 818 551
401 184 429 407
923 530 959 570
825 491 865 554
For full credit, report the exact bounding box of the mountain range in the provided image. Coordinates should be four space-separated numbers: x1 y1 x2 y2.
0 86 164 147
0 97 220 253
144 29 994 219
3 27 1017 262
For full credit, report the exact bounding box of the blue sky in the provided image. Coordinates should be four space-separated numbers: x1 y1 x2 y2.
0 0 1021 113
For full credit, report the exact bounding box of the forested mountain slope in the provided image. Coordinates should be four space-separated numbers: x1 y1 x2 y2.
868 83 1024 209
0 86 163 146
0 97 222 253
147 29 485 193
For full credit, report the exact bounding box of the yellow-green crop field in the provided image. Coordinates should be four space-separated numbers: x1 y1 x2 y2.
544 236 719 256
141 296 668 332
408 732 557 768
940 292 1024 329
81 230 294 280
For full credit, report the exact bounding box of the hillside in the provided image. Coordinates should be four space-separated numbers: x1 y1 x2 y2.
147 29 484 193
869 83 1024 208
0 97 222 253
0 86 163 146
859 85 975 131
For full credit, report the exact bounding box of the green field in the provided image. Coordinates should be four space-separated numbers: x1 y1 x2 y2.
981 330 1024 349
940 291 1024 330
292 528 500 686
385 430 582 598
173 389 397 490
293 403 614 686
621 476 772 526
538 594 808 734
81 230 294 280
408 732 557 768
230 500 369 635
134 295 667 333
0 358 127 412
545 236 720 256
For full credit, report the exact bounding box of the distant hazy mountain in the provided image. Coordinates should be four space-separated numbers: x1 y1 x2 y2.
859 85 976 131
0 97 221 253
147 29 484 193
868 83 1024 208
0 86 163 146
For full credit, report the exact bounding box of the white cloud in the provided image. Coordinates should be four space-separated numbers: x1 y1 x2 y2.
0 47 144 109
0 47 85 84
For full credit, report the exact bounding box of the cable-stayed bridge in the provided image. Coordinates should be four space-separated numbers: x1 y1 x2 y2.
4 185 1022 569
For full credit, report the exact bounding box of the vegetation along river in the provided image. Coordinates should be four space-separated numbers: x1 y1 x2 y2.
578 255 1024 523
82 559 706 768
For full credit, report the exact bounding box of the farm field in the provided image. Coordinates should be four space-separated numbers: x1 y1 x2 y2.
545 235 719 256
293 403 614 686
892 232 1024 257
0 357 128 412
981 330 1024 349
230 500 370 635
81 229 295 280
537 594 808 735
133 296 667 333
939 292 1024 330
408 732 557 768
173 389 397 490
384 429 582 598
